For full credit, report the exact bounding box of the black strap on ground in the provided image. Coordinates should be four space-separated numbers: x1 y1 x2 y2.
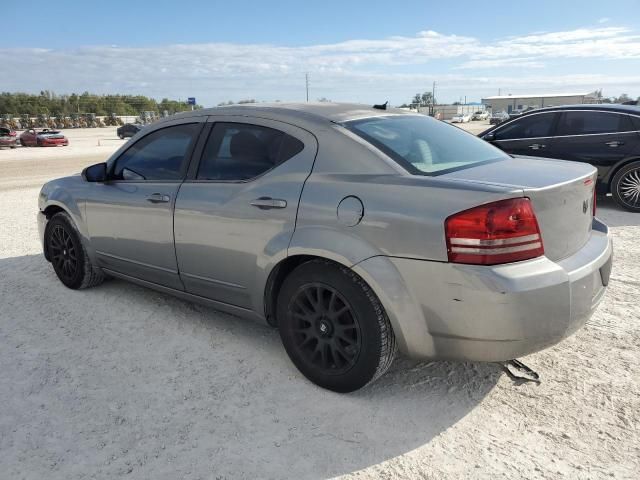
499 359 541 384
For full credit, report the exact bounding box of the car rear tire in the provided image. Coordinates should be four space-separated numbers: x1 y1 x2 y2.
277 259 396 392
45 212 105 289
118 133 124 139
611 161 640 212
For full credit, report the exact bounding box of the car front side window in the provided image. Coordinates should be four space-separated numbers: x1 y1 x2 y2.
494 113 556 140
196 122 304 181
111 123 199 181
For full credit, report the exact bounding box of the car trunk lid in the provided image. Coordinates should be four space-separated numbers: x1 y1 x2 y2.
442 155 597 261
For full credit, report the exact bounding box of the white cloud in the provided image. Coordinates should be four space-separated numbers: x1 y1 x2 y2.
476 27 640 59
456 58 545 69
598 17 611 24
0 26 638 105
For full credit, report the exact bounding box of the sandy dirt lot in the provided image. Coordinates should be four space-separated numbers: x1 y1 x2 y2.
0 127 638 479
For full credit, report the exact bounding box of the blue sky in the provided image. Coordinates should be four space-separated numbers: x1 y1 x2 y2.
2 0 640 105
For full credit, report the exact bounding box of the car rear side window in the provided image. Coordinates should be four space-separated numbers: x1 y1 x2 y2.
197 122 304 181
345 115 508 175
111 123 199 181
556 111 634 136
493 113 556 140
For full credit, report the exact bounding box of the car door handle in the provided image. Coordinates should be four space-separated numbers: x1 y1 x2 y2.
605 141 624 147
146 193 170 203
528 143 546 150
250 197 287 210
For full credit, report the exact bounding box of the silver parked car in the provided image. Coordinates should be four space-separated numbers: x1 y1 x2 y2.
38 103 613 392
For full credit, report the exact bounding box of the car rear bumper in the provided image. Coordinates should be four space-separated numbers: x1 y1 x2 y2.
354 218 612 361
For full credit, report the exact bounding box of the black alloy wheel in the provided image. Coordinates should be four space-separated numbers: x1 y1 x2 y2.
45 212 105 289
277 259 396 392
48 223 80 286
289 283 362 375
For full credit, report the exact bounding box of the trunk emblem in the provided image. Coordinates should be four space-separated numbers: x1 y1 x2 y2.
582 200 588 214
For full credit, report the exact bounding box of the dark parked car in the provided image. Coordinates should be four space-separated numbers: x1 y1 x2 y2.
489 111 509 125
0 127 18 148
480 104 640 211
117 123 142 139
19 129 69 147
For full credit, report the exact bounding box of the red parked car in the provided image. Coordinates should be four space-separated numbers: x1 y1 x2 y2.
0 127 18 148
20 128 69 147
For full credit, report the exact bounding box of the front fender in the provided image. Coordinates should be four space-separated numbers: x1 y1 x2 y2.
39 179 97 264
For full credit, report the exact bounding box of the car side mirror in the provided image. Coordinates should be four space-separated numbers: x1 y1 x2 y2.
82 162 107 182
483 132 496 141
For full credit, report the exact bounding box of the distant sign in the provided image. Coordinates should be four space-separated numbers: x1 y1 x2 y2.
187 97 196 105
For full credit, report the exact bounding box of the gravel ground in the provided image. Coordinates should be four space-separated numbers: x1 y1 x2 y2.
0 128 638 479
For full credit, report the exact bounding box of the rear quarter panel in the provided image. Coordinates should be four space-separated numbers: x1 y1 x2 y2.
294 129 524 264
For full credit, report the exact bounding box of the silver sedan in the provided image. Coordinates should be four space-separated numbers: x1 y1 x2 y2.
38 103 613 392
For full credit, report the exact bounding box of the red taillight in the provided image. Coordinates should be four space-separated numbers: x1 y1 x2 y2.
9 131 16 136
445 198 544 265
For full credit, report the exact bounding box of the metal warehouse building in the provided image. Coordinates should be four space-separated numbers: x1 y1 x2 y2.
482 91 599 113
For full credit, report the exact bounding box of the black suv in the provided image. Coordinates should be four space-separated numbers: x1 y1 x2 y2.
480 104 640 211
116 123 142 139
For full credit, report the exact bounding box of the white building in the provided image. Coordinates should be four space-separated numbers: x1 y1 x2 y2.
481 91 599 113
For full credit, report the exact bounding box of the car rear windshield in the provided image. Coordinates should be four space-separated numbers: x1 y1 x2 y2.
344 115 509 175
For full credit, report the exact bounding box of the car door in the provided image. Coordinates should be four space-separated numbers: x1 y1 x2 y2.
546 110 636 182
174 117 317 310
85 119 203 289
487 111 559 157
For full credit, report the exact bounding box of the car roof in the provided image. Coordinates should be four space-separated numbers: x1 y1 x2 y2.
163 102 414 127
521 103 640 116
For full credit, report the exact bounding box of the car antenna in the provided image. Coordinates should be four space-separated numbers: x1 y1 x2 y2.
373 101 389 110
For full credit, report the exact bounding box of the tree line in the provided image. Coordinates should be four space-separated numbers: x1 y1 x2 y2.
0 91 202 116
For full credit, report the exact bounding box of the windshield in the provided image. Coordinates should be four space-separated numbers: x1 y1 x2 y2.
344 115 509 175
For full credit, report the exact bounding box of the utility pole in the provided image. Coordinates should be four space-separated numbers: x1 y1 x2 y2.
305 73 309 102
432 81 436 105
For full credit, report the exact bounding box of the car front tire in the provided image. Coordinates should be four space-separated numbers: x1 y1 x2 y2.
45 212 105 289
611 160 640 212
277 259 396 392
